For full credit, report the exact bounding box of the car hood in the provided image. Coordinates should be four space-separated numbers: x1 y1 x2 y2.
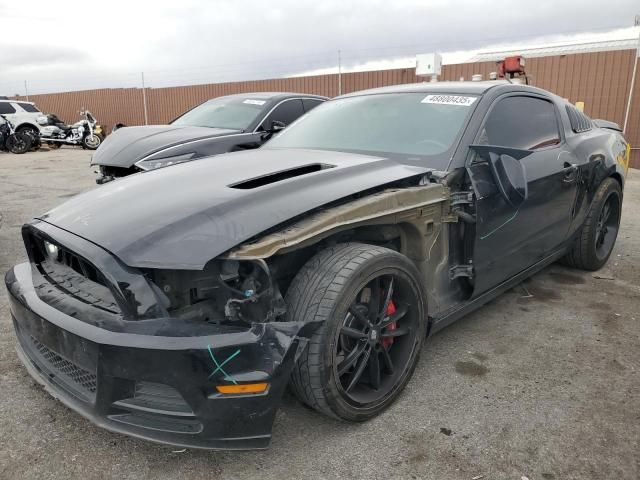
91 125 241 168
40 149 429 269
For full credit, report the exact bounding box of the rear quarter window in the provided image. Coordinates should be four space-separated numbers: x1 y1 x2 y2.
18 102 41 113
565 105 593 133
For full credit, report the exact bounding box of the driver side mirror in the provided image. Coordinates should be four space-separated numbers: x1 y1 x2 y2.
469 144 531 208
270 120 286 133
488 152 528 208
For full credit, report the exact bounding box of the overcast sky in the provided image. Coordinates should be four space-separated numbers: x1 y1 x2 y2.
1 0 639 95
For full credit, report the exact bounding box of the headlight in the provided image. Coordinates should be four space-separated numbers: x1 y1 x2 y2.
135 153 195 171
43 240 59 258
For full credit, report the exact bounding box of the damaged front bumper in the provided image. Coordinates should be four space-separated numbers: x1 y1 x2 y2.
5 229 313 450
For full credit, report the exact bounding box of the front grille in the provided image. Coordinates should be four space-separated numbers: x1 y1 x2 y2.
31 336 97 394
54 245 105 286
38 260 120 313
25 231 121 314
29 233 106 287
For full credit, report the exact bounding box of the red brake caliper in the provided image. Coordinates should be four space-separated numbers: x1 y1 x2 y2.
382 300 397 349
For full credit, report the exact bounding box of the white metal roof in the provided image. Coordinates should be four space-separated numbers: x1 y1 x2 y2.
468 38 639 62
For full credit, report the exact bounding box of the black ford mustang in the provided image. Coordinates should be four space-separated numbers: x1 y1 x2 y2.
92 92 326 183
6 81 628 450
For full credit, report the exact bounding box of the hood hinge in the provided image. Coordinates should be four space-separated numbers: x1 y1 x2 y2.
449 263 474 280
450 191 474 207
443 190 476 224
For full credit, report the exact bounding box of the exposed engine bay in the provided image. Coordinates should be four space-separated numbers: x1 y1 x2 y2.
144 260 286 326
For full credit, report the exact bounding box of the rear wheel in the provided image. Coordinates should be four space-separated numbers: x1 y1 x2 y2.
287 243 426 421
17 126 40 151
563 178 622 271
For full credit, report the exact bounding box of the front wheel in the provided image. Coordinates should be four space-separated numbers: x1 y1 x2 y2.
563 178 622 271
7 133 32 154
83 134 101 150
287 243 427 422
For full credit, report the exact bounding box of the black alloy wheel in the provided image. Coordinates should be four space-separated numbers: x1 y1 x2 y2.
287 243 427 421
562 177 622 271
334 273 419 404
594 191 620 261
7 133 31 154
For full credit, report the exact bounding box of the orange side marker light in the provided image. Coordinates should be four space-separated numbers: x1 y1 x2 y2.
216 383 269 395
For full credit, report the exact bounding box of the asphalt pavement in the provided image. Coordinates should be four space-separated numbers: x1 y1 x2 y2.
1 148 638 479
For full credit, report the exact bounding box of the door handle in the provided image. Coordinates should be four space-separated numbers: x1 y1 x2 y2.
562 162 578 182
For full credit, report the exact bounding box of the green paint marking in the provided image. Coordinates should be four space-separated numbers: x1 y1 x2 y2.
480 210 519 240
207 346 240 384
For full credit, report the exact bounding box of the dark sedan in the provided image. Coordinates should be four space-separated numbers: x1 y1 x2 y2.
92 92 326 183
6 80 628 450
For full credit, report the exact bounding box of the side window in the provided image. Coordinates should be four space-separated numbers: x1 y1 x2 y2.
302 98 324 113
480 96 561 150
261 99 304 130
18 102 40 113
0 103 16 114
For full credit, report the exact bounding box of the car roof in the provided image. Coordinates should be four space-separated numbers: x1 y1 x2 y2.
0 99 35 104
209 92 328 102
338 80 515 98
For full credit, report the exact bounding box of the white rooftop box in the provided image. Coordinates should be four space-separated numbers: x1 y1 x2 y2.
416 53 442 76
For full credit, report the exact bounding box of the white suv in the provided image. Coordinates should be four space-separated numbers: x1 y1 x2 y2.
0 99 44 137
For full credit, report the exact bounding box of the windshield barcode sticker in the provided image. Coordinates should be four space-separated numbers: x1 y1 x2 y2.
421 95 477 106
243 99 266 105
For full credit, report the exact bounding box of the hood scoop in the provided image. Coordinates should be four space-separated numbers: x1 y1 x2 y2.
229 163 335 190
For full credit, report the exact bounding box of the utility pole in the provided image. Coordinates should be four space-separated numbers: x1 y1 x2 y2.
338 49 342 96
24 80 29 101
141 72 149 125
623 16 640 134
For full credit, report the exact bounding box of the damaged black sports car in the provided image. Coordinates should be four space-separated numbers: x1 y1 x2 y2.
6 81 629 450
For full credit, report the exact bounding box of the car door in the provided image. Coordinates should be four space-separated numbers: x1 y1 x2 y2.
468 94 578 295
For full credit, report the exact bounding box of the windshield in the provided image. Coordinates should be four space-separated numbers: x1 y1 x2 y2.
266 92 476 159
171 97 267 130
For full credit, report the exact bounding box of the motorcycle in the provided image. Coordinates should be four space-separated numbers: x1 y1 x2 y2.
37 110 104 150
0 114 32 154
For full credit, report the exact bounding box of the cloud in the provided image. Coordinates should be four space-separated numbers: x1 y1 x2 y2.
0 0 638 95
2 44 90 68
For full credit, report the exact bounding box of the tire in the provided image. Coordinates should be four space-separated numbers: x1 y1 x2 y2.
7 133 31 154
563 178 622 271
17 126 40 151
82 134 101 150
286 243 427 422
